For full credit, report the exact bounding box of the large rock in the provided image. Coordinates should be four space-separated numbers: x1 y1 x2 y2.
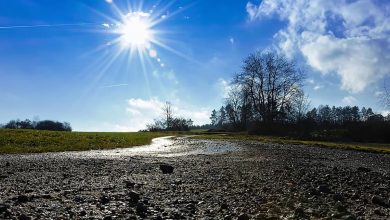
371 196 388 207
317 184 331 194
237 213 250 220
15 195 29 204
129 190 140 203
160 164 174 174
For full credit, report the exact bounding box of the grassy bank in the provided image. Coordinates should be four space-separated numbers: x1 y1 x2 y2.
0 129 175 154
194 133 390 154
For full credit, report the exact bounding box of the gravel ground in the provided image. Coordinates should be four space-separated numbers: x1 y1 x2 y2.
0 137 389 219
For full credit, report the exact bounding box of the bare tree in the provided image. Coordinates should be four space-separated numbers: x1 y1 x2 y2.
234 51 305 123
162 102 174 129
381 80 390 109
291 89 310 122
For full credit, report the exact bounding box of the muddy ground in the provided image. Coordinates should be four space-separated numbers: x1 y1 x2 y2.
0 137 389 219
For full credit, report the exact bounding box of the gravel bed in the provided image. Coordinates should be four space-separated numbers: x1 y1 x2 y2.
0 137 389 219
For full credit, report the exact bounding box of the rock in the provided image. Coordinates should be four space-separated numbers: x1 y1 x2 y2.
100 195 110 205
18 214 31 220
220 203 228 210
160 164 174 174
336 204 348 213
237 213 250 220
224 214 232 220
371 195 388 207
136 202 147 216
357 167 371 172
333 193 344 201
16 195 29 204
5 162 10 167
344 215 357 220
374 208 384 216
129 190 140 203
294 207 305 217
103 215 113 220
40 194 52 199
317 184 331 194
185 203 196 212
124 180 136 188
79 210 87 216
0 175 8 179
0 204 9 213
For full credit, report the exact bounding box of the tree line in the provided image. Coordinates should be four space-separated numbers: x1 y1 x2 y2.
145 102 193 131
209 51 390 142
1 119 72 132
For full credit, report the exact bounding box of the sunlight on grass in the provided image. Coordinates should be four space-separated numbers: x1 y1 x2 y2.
0 129 175 154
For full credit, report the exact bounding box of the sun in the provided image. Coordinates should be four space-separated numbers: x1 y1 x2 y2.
100 1 192 68
117 12 154 49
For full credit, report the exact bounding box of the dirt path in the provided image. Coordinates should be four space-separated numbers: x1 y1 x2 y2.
0 137 389 219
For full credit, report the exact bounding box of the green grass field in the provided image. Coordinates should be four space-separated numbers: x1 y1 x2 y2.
194 133 390 154
2 129 389 154
0 129 175 154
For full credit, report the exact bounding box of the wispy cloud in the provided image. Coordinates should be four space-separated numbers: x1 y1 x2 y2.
313 85 323 91
100 83 128 88
0 23 94 29
229 37 235 45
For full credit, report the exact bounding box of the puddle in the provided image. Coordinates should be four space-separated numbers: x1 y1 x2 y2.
1 136 240 159
62 136 240 158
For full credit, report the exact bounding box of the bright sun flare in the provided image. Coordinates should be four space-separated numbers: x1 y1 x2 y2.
118 12 153 49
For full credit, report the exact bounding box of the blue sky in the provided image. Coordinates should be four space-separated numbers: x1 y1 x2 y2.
0 0 389 131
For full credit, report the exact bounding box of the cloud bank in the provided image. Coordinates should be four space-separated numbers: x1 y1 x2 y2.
247 0 390 93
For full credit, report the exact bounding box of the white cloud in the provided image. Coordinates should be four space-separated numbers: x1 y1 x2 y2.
342 96 357 105
247 0 390 93
381 110 390 117
313 85 323 91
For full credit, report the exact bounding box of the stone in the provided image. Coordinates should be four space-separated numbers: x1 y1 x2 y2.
100 195 110 205
124 180 136 188
79 210 87 216
371 196 388 207
333 193 344 201
224 214 232 220
136 202 147 216
16 195 29 204
357 167 371 172
318 184 331 194
5 162 10 167
129 191 140 203
0 175 8 179
220 203 228 210
18 214 31 220
160 164 174 174
103 215 113 220
294 207 305 217
237 213 250 220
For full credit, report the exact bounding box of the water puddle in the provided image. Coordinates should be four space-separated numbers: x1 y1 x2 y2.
58 136 240 158
1 136 240 159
